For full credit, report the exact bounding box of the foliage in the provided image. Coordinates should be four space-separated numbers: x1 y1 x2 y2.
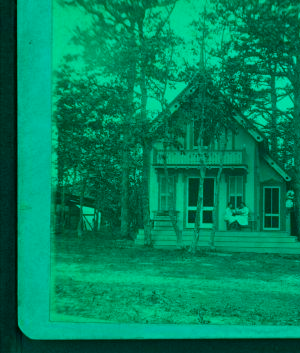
54 63 143 227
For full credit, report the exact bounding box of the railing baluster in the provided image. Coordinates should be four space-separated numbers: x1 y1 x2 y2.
155 150 244 166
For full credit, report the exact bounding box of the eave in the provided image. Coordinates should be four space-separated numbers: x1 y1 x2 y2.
263 154 292 182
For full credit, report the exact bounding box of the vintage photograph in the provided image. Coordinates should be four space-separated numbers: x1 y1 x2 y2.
50 0 300 326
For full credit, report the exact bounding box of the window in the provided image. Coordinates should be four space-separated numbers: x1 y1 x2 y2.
159 176 175 211
263 187 280 230
228 176 244 209
218 129 233 150
193 120 212 149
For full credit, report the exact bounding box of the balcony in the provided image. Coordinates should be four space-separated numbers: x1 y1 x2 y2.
153 149 246 167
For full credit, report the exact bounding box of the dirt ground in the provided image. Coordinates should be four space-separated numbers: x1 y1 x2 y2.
51 233 300 326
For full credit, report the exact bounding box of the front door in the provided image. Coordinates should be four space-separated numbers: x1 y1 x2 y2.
187 177 215 228
263 186 280 230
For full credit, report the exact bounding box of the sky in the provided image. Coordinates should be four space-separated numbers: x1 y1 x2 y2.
52 0 209 110
52 0 206 70
52 0 293 114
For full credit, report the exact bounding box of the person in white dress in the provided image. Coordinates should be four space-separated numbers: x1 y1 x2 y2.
235 202 249 228
224 203 237 229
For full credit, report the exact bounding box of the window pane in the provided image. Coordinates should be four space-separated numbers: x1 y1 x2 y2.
229 196 236 209
168 181 174 193
203 178 214 207
237 196 242 208
188 210 196 223
160 196 167 210
272 188 279 214
168 193 174 208
161 177 166 193
264 188 272 214
193 121 200 147
272 216 279 229
219 131 227 150
229 177 235 195
227 130 232 149
203 210 213 223
264 216 272 228
202 131 211 147
188 178 199 207
236 176 243 194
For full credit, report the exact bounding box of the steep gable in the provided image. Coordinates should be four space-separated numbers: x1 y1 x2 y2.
157 75 291 182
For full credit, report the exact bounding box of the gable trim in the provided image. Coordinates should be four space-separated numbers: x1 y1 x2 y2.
163 78 291 183
167 79 265 144
232 111 264 143
263 154 291 182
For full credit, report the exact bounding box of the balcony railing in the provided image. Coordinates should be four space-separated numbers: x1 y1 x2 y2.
153 149 245 166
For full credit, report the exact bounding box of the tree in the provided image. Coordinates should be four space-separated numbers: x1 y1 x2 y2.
60 0 183 242
54 62 129 234
181 3 232 252
210 0 300 234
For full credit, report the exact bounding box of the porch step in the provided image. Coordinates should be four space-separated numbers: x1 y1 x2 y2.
135 229 300 254
216 247 300 254
154 222 174 228
151 231 297 243
184 230 293 238
150 238 299 247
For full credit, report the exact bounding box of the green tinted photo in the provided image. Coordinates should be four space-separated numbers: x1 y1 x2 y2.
50 0 300 326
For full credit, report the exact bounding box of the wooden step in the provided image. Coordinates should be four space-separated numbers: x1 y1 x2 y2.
182 236 297 243
216 246 300 254
183 230 297 238
151 232 297 243
212 241 300 248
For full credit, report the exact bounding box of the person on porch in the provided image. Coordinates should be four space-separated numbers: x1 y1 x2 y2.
224 203 238 230
235 202 249 229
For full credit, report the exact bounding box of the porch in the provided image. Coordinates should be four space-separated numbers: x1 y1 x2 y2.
135 215 300 254
136 229 300 254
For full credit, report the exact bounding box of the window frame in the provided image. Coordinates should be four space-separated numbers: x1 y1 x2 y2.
186 177 215 228
228 175 244 210
263 186 280 230
159 175 176 211
192 120 215 150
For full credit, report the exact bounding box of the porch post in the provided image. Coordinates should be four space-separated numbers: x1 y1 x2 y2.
286 212 291 235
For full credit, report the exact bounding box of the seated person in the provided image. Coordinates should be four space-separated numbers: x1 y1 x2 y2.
224 202 238 229
235 202 249 228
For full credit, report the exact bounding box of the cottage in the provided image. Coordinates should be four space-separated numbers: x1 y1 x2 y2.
136 79 300 254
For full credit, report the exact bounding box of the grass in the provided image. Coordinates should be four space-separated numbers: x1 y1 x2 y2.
51 232 300 326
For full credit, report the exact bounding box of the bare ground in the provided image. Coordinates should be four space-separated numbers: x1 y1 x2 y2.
51 233 300 326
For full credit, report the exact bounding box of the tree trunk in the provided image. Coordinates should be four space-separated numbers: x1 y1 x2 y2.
210 168 222 250
94 196 100 232
163 144 183 247
142 142 152 245
138 27 153 246
120 52 137 238
120 137 130 238
210 138 228 249
189 166 206 253
77 176 87 237
270 69 278 154
292 58 300 238
60 181 66 230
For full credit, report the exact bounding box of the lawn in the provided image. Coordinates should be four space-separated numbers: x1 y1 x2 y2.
51 233 300 326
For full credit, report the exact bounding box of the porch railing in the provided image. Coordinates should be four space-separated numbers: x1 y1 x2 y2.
153 149 245 166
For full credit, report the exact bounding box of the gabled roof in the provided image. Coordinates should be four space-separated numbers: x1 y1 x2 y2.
162 75 292 182
167 75 265 142
263 154 291 182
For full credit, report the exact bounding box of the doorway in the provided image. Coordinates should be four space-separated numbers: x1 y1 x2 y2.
187 177 215 228
263 186 280 230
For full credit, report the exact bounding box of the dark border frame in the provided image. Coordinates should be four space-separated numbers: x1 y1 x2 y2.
2 0 300 350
